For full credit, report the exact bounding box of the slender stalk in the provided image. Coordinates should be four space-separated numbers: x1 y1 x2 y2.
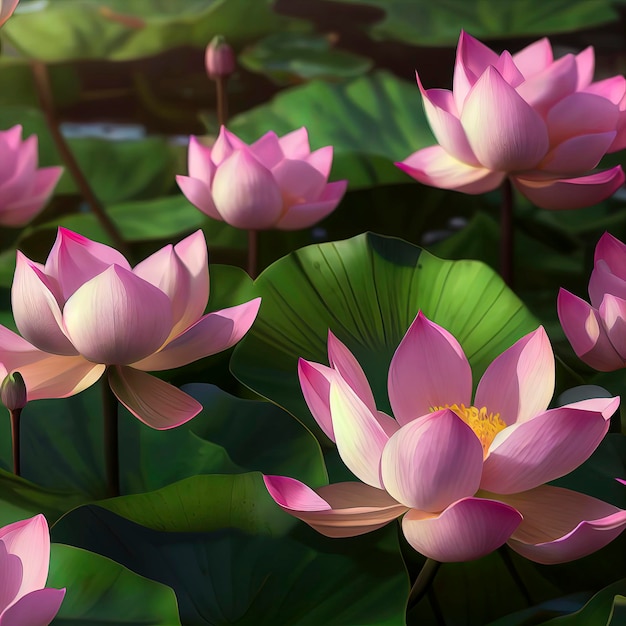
10 409 21 476
500 177 514 288
498 546 533 606
215 75 229 126
30 61 131 259
247 229 258 279
101 375 120 497
407 558 441 612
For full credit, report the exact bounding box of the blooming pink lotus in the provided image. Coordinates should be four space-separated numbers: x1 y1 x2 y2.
0 126 62 227
397 31 626 210
177 126 347 230
0 514 65 625
0 0 19 27
0 228 260 428
558 232 626 371
265 313 626 563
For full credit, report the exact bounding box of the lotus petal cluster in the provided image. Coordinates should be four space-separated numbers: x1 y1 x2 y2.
0 126 62 227
398 32 626 210
0 514 65 626
0 228 260 428
558 232 626 371
177 126 347 230
265 313 626 563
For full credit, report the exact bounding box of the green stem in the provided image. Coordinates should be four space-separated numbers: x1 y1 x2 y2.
101 374 120 497
215 75 229 126
247 229 258 279
500 177 514 288
30 61 131 260
498 546 533 606
407 558 441 612
10 408 21 476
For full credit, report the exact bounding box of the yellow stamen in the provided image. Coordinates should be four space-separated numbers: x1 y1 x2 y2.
431 403 507 457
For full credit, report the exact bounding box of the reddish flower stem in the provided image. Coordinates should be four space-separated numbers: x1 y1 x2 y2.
10 408 21 476
500 178 514 288
30 61 131 260
102 374 120 497
215 75 229 126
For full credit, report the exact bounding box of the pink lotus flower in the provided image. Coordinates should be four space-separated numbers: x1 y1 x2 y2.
176 126 347 230
397 31 626 210
558 232 626 371
0 0 19 27
0 514 65 625
0 126 62 227
265 314 626 563
0 228 261 429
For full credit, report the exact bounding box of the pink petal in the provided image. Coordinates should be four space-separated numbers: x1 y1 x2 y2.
0 0 19 26
474 327 554 426
0 587 66 626
593 232 626 281
481 403 614 494
133 231 209 339
0 515 49 601
461 66 549 171
327 331 377 412
512 38 554 79
273 180 347 230
512 166 625 210
0 136 38 206
589 260 626 312
63 265 172 365
0 542 23 613
298 358 337 441
598 294 626 359
187 136 216 182
452 31 499 111
494 51 525 87
210 126 249 165
176 175 222 221
575 47 595 90
546 93 619 145
44 228 131 300
131 298 260 371
306 145 333 178
396 146 504 193
329 376 389 489
402 497 522 562
557 289 625 371
540 132 616 174
516 54 578 116
416 73 478 165
501 485 626 564
388 312 472 426
584 75 626 105
381 410 483 511
264 476 407 537
249 131 284 169
211 149 283 229
108 366 201 429
277 127 311 159
272 159 327 205
11 253 77 356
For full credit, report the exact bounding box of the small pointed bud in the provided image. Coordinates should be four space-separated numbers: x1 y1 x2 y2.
205 35 235 79
1 371 27 411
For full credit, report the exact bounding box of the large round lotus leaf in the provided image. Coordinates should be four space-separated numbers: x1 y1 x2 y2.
48 543 182 625
51 475 408 626
231 232 539 435
2 0 308 62
229 71 434 189
328 0 617 46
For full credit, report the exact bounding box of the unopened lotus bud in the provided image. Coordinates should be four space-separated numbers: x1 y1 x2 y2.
205 35 235 79
1 371 27 411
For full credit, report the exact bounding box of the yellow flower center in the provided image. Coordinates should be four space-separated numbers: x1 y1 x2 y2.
431 403 507 457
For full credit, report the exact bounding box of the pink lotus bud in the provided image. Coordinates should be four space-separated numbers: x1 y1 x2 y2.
0 125 63 227
0 0 19 27
1 371 27 411
397 31 626 210
205 35 235 79
176 126 347 230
